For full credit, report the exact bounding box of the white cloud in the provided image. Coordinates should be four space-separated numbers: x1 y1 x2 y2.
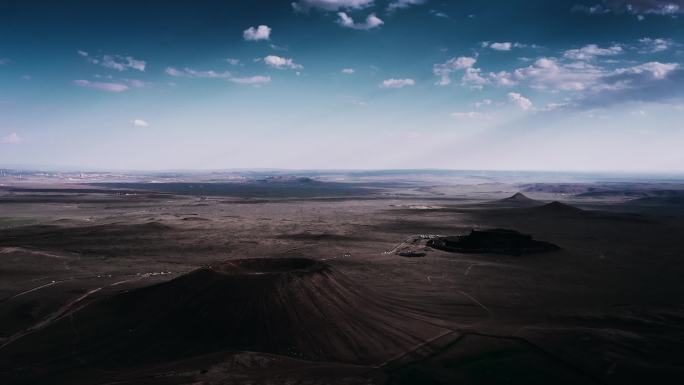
264 55 303 70
292 0 374 12
451 111 491 119
502 57 605 91
489 70 518 86
638 37 672 53
130 119 149 128
574 1 682 15
474 99 493 108
380 78 415 88
541 102 573 111
461 67 488 89
73 79 130 92
226 58 241 65
563 44 623 60
270 43 288 51
489 42 513 51
0 132 21 144
508 92 533 110
165 67 184 77
484 42 531 51
342 68 355 74
444 57 477 68
165 67 232 78
243 25 271 41
652 3 682 14
433 56 477 86
498 58 680 108
165 66 270 85
430 9 449 18
229 75 272 85
387 0 427 12
79 52 146 72
124 57 145 71
435 49 680 109
125 79 148 88
571 4 611 14
337 12 384 30
184 68 231 78
614 61 679 79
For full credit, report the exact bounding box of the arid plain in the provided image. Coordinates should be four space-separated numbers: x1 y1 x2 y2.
1 170 683 385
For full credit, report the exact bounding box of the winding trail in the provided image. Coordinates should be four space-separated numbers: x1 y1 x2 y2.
0 275 154 351
8 280 64 300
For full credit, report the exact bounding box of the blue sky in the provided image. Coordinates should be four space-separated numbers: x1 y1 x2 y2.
1 0 683 171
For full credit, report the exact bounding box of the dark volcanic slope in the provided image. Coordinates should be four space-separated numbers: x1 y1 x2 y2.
428 229 560 256
0 258 448 384
533 201 585 214
497 192 542 207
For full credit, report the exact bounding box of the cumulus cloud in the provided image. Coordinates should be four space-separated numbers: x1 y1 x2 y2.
292 0 374 12
493 57 604 91
583 64 684 106
430 9 449 18
571 4 612 14
380 78 415 88
0 132 21 144
474 99 493 108
508 92 533 110
165 66 270 85
264 55 303 70
613 61 679 79
243 25 271 41
106 56 145 71
78 51 146 72
73 79 130 92
228 75 272 85
226 58 241 65
489 42 513 51
461 67 488 89
483 42 533 51
164 67 184 77
387 0 427 12
130 119 149 128
182 68 231 78
638 37 672 53
342 68 355 74
433 56 477 86
487 55 681 108
123 79 148 88
563 44 623 60
541 102 573 111
337 12 384 29
165 67 232 78
451 111 491 119
489 70 518 86
573 1 683 15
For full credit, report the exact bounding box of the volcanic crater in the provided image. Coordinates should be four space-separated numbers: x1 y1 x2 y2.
1 258 450 383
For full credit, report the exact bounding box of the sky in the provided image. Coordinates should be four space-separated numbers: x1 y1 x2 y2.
1 0 683 172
